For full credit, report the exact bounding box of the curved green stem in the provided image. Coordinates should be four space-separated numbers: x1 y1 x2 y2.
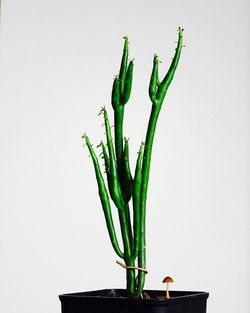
83 134 123 258
102 108 132 259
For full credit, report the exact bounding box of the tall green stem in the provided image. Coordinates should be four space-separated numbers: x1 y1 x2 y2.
136 105 161 296
136 28 183 296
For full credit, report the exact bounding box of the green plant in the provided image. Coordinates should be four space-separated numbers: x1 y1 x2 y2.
82 28 184 298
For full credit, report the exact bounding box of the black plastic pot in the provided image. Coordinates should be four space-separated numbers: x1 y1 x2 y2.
59 289 209 313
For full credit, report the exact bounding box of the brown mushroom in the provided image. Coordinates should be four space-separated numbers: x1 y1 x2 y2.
162 276 174 299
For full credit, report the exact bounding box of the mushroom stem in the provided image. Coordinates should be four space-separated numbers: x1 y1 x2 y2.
166 283 170 299
162 276 174 299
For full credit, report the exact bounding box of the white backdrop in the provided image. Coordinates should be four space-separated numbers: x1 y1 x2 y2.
0 1 249 313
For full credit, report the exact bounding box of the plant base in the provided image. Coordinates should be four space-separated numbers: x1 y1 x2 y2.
59 289 209 313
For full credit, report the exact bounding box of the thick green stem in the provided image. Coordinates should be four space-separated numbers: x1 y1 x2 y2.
111 37 134 265
136 106 160 296
125 259 135 297
136 28 184 297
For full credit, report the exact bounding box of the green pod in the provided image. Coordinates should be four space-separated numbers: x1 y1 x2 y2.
119 36 129 94
149 54 159 104
121 60 134 105
120 138 133 202
111 77 121 111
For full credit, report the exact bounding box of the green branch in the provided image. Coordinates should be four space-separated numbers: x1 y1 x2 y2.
82 134 123 258
136 27 184 297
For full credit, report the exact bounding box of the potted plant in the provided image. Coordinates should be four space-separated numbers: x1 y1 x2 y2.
59 27 209 313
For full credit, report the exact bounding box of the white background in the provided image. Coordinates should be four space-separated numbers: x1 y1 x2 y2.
0 1 249 313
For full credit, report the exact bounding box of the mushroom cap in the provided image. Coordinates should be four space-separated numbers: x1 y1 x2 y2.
162 276 174 283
